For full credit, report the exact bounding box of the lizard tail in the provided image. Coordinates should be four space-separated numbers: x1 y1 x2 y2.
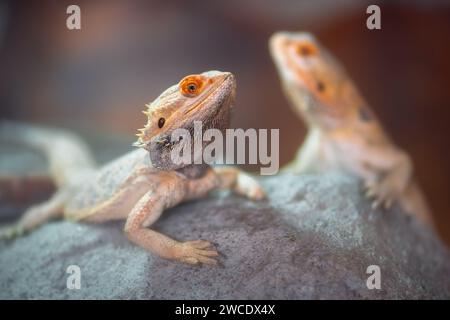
0 121 96 188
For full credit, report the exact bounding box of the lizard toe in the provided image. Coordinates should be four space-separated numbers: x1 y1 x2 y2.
248 186 266 201
177 240 219 266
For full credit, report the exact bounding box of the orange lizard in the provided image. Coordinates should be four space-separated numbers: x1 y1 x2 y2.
269 31 432 226
0 71 265 265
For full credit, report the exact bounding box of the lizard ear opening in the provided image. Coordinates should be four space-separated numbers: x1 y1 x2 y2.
296 42 318 57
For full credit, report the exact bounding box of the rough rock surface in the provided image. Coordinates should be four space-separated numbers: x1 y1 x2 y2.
0 171 449 299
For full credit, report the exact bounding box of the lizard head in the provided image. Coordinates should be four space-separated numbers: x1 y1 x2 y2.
269 31 370 130
134 70 236 170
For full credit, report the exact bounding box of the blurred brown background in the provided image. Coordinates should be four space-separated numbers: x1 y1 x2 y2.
1 0 450 244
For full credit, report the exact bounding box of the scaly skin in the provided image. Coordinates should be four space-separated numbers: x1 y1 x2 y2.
269 31 432 226
0 71 265 265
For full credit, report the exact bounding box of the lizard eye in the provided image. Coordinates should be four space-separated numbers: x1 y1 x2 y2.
296 43 317 57
316 81 326 93
180 75 204 97
187 83 197 93
158 117 165 128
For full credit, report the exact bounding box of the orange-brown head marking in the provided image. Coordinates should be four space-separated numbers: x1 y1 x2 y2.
269 31 368 129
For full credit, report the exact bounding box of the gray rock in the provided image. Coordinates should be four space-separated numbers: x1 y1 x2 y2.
0 172 449 299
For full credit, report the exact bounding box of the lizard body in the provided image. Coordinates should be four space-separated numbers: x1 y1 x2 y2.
0 70 265 265
269 32 432 226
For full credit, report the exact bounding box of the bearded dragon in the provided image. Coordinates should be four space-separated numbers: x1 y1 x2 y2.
269 31 432 226
0 70 265 265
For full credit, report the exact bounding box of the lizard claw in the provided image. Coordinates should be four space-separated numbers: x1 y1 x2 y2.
247 185 266 201
365 185 376 198
176 240 220 266
364 179 396 211
384 197 394 210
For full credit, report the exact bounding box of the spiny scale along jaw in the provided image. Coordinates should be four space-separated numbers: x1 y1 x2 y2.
132 106 153 148
269 31 367 130
134 70 236 170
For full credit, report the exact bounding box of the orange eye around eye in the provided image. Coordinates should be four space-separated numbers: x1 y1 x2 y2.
180 76 204 97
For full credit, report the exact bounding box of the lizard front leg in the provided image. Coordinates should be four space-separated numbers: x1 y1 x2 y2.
363 149 412 210
213 166 265 200
124 181 218 265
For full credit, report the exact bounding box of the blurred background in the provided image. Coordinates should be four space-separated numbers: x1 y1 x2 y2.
1 0 450 244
